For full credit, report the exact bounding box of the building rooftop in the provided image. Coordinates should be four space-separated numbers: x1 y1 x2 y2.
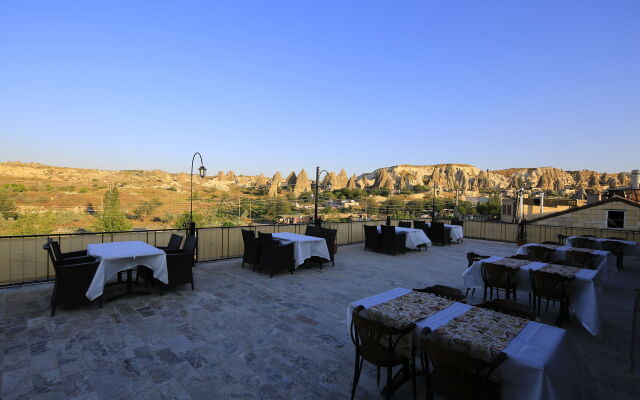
1 239 639 399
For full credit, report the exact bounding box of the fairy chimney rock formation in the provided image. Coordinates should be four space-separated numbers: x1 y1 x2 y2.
294 169 311 195
226 171 236 181
255 173 268 186
272 171 283 185
286 171 297 187
346 174 357 189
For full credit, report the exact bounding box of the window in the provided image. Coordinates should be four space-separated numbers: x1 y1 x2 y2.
607 210 625 229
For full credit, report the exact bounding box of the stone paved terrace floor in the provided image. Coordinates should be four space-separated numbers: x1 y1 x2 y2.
1 238 639 400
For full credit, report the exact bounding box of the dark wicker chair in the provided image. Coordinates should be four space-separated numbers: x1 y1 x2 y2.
602 240 626 271
305 225 318 237
429 222 451 246
350 305 416 400
380 225 406 255
44 242 102 316
527 245 556 263
572 237 600 250
156 234 183 251
241 229 260 270
419 327 506 400
557 234 569 245
48 239 92 263
166 237 196 290
398 221 412 228
364 225 382 252
258 232 295 277
477 299 536 320
529 269 573 326
508 254 535 261
481 262 518 301
450 219 464 226
465 253 491 297
414 285 466 302
565 250 598 270
319 227 338 267
542 240 560 245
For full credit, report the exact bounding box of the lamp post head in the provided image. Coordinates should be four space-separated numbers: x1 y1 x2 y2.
198 165 207 179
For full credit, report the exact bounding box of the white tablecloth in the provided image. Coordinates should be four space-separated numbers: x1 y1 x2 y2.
376 226 431 249
426 223 464 242
347 288 585 400
516 243 614 275
566 236 640 257
86 241 168 300
463 256 606 336
272 232 330 268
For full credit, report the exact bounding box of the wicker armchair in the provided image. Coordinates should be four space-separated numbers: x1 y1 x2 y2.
572 237 600 250
48 239 92 263
566 250 598 270
398 221 412 228
257 232 295 277
364 225 382 252
557 234 568 245
380 225 406 255
477 299 536 320
529 269 573 326
481 262 518 301
241 229 260 270
304 225 318 237
419 327 506 400
414 285 466 302
166 238 196 290
316 227 337 267
156 234 183 251
350 305 416 400
44 242 101 316
527 245 556 263
465 253 491 297
429 222 451 246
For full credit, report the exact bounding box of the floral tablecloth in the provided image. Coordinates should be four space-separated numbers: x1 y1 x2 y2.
367 291 453 329
539 263 582 279
433 307 528 361
486 257 531 269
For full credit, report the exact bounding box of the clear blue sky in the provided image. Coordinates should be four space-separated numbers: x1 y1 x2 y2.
1 0 638 176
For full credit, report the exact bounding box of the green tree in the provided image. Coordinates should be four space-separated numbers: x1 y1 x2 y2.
10 212 57 235
476 196 501 216
93 186 131 231
133 198 163 221
0 193 18 219
266 198 291 220
457 201 473 215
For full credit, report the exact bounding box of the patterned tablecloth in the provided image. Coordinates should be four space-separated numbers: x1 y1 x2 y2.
539 264 582 279
433 307 528 361
515 243 614 273
367 291 453 329
486 257 532 269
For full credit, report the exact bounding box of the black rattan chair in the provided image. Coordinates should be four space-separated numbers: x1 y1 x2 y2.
364 225 382 252
44 242 102 316
241 229 260 270
398 221 412 228
477 299 536 321
481 262 518 301
527 245 556 263
350 305 416 400
529 269 573 326
380 225 406 255
157 234 183 251
465 253 491 297
305 225 318 237
602 240 626 271
166 237 196 290
48 239 92 263
565 250 598 270
419 327 506 400
258 232 295 277
414 285 466 302
429 222 451 246
572 237 600 250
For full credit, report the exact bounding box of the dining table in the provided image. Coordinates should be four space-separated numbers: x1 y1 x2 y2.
463 255 606 336
566 236 640 257
515 243 615 274
271 232 330 268
347 288 585 400
85 241 168 301
376 226 431 249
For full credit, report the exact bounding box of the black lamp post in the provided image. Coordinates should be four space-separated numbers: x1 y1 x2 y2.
190 152 206 235
314 166 331 227
432 183 439 222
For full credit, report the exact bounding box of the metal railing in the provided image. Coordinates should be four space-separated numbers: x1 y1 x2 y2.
1 219 637 288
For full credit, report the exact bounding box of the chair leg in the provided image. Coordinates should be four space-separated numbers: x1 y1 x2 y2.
377 366 380 386
350 353 362 400
386 366 393 400
99 296 103 309
242 260 245 268
50 304 56 317
483 285 487 301
191 280 195 290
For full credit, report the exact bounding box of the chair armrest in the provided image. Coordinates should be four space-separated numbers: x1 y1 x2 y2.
56 256 98 266
163 249 185 254
62 250 88 258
